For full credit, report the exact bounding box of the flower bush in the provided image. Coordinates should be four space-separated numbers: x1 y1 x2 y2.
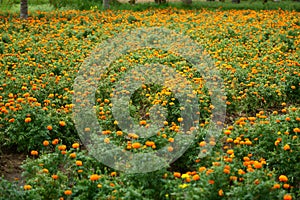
0 8 299 200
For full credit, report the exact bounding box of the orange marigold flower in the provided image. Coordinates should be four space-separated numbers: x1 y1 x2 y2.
279 175 288 182
292 136 297 140
223 168 230 174
293 128 300 133
208 180 214 184
139 120 147 125
52 174 59 180
226 138 233 143
282 109 287 113
23 185 32 190
206 169 214 175
167 146 173 152
253 161 262 169
224 130 231 135
72 143 80 149
283 194 292 200
58 145 67 151
116 131 123 136
69 153 76 158
218 189 224 196
224 165 230 170
76 160 83 166
199 141 206 147
227 149 234 155
273 183 280 189
192 174 200 181
145 141 155 147
132 142 141 149
43 140 49 146
254 179 260 185
283 144 290 151
230 176 237 181
238 169 245 175
198 166 206 172
59 121 66 127
30 150 38 156
247 167 254 172
111 172 117 177
173 172 181 178
185 177 191 183
42 168 49 173
47 125 53 131
64 190 72 195
283 184 290 189
52 139 59 145
90 174 101 181
243 156 250 161
128 133 139 139
24 117 31 123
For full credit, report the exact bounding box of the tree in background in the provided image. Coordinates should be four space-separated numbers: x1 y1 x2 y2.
155 0 167 4
103 0 110 9
20 0 28 19
154 0 191 5
182 0 192 4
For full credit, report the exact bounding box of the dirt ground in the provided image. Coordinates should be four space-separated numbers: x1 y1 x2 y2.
0 151 27 183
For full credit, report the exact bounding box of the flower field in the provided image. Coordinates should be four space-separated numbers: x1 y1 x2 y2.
0 8 300 200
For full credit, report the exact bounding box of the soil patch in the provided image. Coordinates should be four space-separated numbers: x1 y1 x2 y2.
0 151 27 184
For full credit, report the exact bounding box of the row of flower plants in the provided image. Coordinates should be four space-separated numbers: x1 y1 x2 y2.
0 8 299 199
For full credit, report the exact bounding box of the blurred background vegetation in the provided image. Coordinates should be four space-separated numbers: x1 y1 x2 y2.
0 0 300 15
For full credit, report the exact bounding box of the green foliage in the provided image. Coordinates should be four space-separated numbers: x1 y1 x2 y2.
0 177 41 200
0 7 299 200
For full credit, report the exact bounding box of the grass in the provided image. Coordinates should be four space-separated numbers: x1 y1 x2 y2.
0 0 55 15
114 1 300 12
0 0 300 15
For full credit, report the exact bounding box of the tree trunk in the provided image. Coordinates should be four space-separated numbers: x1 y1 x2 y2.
103 0 110 9
20 0 28 19
155 0 167 4
183 0 192 4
